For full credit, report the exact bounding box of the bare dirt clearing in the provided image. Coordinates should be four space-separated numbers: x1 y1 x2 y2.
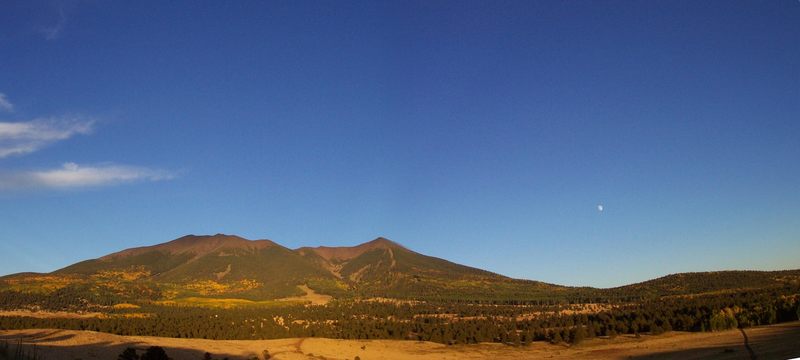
276 284 333 305
0 322 798 360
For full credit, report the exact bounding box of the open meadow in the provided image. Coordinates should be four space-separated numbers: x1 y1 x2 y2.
2 321 799 360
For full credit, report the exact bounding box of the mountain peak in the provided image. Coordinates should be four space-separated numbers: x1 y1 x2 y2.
298 237 407 262
361 237 403 248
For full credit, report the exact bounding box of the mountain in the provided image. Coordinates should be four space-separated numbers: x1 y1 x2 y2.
294 237 559 299
296 237 500 281
1 234 799 304
0 234 563 302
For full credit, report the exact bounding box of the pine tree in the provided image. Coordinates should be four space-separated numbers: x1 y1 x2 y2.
572 326 586 345
551 330 563 344
796 303 800 321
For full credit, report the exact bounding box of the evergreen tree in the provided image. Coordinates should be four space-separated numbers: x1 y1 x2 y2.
572 326 586 345
796 303 800 321
551 330 563 344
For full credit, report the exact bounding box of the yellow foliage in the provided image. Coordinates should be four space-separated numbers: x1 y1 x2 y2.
161 289 180 300
92 269 151 281
185 280 228 295
184 279 262 295
333 280 349 290
2 275 81 294
112 303 141 310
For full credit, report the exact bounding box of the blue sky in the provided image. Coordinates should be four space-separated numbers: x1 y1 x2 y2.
0 1 798 287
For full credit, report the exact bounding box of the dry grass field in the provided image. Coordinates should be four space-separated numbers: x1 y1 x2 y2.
1 321 798 360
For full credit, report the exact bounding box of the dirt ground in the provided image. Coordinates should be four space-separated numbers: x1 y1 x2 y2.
1 321 798 360
277 285 333 305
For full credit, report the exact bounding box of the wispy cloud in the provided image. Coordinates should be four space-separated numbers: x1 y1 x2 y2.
40 7 67 40
0 162 174 190
0 93 178 191
0 94 13 112
0 118 94 158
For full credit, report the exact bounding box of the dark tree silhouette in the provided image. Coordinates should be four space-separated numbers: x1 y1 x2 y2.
118 347 139 360
140 346 170 360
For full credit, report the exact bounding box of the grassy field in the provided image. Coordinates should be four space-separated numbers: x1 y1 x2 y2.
1 321 798 360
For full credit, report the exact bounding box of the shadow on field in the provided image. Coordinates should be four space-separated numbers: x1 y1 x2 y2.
629 323 800 360
0 330 267 360
0 330 76 343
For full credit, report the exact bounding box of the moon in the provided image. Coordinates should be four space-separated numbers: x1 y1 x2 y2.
597 204 604 212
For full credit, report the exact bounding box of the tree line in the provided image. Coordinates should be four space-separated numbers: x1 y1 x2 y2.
1 285 798 346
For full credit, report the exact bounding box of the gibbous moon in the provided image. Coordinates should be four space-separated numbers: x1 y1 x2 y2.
597 204 604 212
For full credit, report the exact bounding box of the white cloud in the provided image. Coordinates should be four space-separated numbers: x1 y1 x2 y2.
0 94 13 112
0 118 94 158
0 162 174 190
0 97 177 191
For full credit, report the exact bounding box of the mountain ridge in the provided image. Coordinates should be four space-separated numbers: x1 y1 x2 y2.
100 234 281 260
296 236 408 262
37 234 535 301
2 234 799 303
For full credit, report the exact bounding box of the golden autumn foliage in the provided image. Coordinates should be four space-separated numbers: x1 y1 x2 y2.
184 279 262 295
2 275 82 294
112 303 141 310
92 269 152 281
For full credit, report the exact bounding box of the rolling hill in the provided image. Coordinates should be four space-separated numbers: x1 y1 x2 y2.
609 270 800 298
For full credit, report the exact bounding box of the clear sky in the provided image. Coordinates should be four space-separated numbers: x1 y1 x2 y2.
1 1 798 288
